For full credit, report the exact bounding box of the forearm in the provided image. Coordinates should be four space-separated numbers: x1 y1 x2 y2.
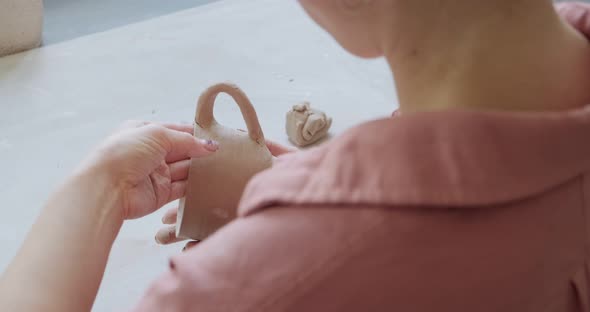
0 165 123 311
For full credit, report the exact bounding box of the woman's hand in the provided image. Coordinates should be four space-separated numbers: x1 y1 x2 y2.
82 121 219 220
557 2 590 37
0 120 219 312
154 139 296 248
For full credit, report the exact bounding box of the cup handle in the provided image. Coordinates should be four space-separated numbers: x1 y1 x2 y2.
195 82 265 144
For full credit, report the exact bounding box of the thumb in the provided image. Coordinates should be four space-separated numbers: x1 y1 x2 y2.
141 125 219 163
266 139 297 157
165 131 219 163
556 2 590 39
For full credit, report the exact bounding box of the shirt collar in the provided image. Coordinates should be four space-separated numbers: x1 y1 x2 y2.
240 106 590 216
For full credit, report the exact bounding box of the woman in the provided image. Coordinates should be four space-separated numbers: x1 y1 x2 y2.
2 1 590 311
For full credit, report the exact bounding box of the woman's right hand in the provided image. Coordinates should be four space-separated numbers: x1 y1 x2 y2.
557 2 590 37
154 139 296 249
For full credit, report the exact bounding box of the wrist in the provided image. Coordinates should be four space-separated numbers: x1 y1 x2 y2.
6 156 127 312
66 160 126 225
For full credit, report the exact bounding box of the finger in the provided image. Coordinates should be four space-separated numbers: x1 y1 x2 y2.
266 139 297 156
162 206 178 224
556 2 590 38
182 240 201 252
159 123 194 135
169 159 191 181
168 180 188 203
163 129 219 163
143 125 219 163
239 129 296 156
155 225 188 245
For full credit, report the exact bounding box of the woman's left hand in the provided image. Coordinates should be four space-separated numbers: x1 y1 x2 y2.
82 121 219 220
154 138 296 247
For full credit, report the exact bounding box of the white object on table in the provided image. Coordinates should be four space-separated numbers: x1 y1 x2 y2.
0 0 43 56
0 0 397 310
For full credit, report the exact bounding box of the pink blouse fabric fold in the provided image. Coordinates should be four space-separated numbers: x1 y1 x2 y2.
133 106 590 311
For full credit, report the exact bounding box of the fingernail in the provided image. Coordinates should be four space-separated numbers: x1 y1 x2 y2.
201 139 219 152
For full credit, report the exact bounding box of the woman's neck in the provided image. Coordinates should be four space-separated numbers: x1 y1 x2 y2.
384 0 590 114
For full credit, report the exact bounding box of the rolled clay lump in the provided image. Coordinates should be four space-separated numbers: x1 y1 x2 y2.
286 102 332 147
176 83 273 240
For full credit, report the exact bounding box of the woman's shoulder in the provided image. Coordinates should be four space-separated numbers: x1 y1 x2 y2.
240 106 590 216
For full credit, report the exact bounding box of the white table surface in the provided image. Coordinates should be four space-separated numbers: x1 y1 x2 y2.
0 0 397 310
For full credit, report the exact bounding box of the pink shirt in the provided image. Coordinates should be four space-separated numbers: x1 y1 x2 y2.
133 106 590 311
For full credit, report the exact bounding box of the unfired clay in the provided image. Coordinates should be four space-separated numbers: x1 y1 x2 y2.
0 0 43 56
176 83 273 240
286 102 332 147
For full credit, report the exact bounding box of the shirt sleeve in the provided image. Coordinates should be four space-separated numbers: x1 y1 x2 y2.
130 201 564 311
129 206 377 312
